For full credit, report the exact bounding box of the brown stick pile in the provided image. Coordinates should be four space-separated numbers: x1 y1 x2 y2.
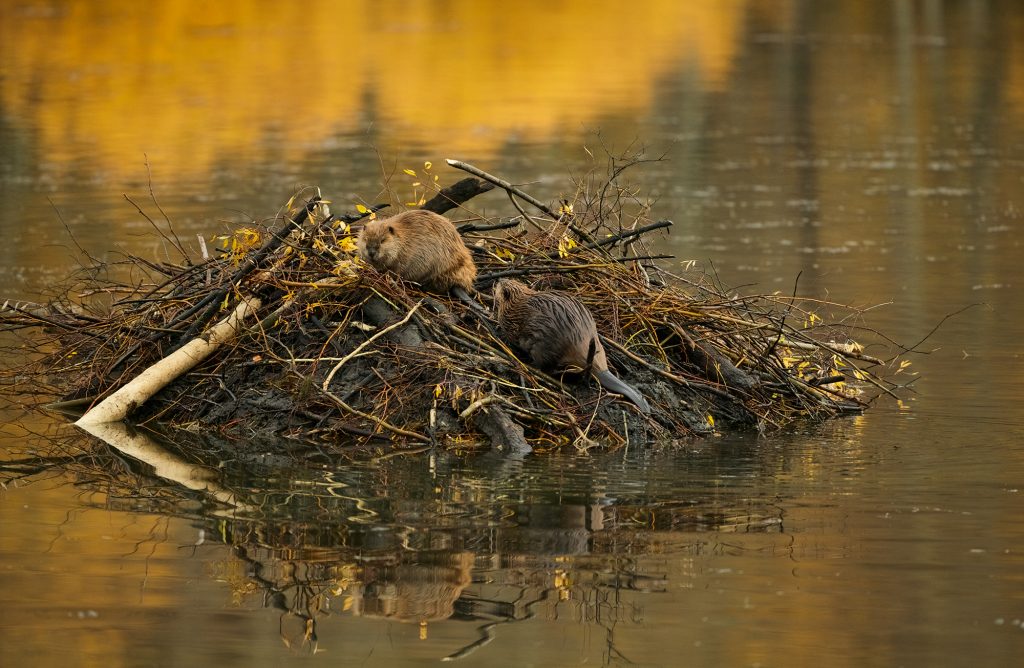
0 159 909 453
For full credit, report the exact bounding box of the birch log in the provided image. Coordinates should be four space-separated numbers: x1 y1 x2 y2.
76 296 261 426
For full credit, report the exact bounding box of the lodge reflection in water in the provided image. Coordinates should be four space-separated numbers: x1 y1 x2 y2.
26 426 783 659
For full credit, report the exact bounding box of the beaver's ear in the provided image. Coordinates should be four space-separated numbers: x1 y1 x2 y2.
386 225 396 236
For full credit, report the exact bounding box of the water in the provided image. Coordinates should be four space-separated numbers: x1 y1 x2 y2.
2 1 1023 665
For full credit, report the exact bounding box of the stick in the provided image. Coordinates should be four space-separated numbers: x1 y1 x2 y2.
581 219 672 251
76 296 262 426
446 159 558 221
322 301 424 391
321 389 429 442
420 177 496 214
456 219 522 234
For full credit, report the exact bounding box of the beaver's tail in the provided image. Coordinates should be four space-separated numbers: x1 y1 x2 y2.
594 369 652 414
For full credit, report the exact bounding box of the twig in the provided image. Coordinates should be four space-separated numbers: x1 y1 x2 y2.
124 194 188 262
322 301 423 392
456 219 522 234
322 389 429 443
446 159 556 224
144 154 188 260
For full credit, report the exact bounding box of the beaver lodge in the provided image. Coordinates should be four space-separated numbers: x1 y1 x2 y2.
0 158 911 455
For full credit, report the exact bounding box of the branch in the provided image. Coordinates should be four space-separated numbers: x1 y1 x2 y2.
446 159 559 220
420 177 496 214
322 301 424 392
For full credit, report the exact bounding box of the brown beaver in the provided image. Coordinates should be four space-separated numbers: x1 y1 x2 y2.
493 279 651 413
357 210 477 295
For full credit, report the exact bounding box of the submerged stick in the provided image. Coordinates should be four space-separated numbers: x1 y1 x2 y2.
76 297 262 426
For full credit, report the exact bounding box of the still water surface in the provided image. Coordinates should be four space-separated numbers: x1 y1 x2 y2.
2 1 1023 666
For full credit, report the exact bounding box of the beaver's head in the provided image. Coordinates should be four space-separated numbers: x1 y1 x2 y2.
357 218 401 268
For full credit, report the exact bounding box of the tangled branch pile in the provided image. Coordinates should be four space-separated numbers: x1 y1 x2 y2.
0 159 905 452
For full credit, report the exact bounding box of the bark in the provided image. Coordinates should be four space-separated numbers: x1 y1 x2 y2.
473 405 532 455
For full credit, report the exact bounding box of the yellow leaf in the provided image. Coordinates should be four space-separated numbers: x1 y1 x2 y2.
433 384 443 399
424 161 432 170
337 236 358 254
403 169 417 177
356 204 368 214
706 414 715 427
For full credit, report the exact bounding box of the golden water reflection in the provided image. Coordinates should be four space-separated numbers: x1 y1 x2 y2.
1 0 745 181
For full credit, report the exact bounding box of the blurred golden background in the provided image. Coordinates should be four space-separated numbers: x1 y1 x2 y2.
0 0 745 181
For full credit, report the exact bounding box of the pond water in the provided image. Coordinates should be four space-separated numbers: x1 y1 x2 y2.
2 1 1023 666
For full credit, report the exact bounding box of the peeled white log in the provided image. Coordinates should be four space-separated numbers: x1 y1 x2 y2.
76 296 261 427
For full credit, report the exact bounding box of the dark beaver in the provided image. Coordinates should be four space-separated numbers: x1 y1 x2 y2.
493 279 652 413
